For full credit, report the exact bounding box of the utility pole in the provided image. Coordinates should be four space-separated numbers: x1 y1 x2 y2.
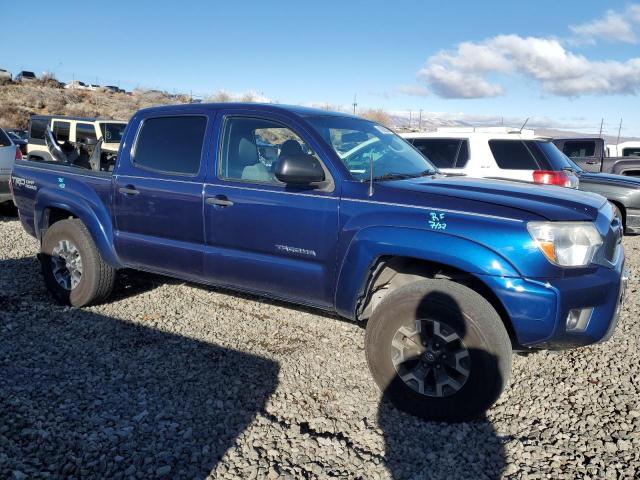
419 109 423 131
408 110 412 129
598 118 604 138
616 118 623 146
352 94 357 115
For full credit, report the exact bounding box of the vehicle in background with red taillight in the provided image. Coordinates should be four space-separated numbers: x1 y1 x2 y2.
402 128 640 234
532 169 579 188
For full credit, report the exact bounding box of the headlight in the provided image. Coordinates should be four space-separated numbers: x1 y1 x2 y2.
527 222 603 267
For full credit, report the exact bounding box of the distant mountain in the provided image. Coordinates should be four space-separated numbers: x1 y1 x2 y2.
389 113 639 143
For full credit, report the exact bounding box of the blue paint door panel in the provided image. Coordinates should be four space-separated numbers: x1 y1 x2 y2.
113 175 205 277
203 183 339 307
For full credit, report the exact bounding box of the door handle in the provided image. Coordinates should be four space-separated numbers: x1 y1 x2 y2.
586 161 598 165
119 185 140 196
206 196 234 207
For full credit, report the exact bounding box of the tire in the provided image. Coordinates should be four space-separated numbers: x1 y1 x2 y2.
365 279 512 422
40 219 115 307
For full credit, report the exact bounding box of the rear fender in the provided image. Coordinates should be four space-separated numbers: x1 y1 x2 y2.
34 186 120 267
335 226 520 318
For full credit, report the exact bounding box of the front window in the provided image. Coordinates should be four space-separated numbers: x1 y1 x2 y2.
306 116 436 181
623 147 640 157
220 116 319 185
100 122 126 143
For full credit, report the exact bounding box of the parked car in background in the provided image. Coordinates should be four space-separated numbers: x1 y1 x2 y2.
402 127 578 186
607 141 640 158
27 115 127 171
0 127 22 205
15 71 37 82
104 85 119 93
6 130 28 155
0 69 12 82
11 103 628 422
64 81 90 90
553 137 640 176
403 128 640 234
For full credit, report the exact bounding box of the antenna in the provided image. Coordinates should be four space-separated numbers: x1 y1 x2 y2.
368 153 375 197
518 117 530 133
616 118 623 146
408 110 412 129
598 118 603 138
352 94 358 115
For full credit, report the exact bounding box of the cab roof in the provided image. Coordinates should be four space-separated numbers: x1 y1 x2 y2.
137 102 359 120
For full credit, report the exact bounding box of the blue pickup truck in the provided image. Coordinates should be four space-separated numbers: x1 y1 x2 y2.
11 104 628 422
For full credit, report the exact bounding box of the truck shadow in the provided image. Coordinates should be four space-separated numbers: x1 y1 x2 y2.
376 289 507 479
0 258 280 478
0 203 18 221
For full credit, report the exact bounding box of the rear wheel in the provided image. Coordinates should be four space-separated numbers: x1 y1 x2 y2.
40 219 115 307
365 279 512 422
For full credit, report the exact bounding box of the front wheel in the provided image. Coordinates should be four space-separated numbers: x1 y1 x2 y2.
40 219 115 307
365 279 512 422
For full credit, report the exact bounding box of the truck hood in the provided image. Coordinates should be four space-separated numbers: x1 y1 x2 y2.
579 171 640 188
380 175 607 222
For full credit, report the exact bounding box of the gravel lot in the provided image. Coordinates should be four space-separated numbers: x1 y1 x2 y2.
1 209 639 479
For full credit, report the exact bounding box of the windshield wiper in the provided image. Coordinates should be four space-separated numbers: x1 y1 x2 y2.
373 172 415 181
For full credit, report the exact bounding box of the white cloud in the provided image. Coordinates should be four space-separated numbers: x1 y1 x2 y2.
418 34 640 98
394 84 430 97
569 9 637 44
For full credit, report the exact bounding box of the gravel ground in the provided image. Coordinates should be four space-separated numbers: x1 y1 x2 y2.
1 210 639 479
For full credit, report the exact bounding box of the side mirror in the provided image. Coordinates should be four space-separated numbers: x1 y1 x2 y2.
274 154 325 185
82 137 98 146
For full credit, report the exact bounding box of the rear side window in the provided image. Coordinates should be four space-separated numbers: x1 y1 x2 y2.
489 140 540 170
29 118 48 140
133 116 207 175
76 123 97 143
53 121 70 142
0 129 11 147
623 147 640 157
562 141 595 158
411 138 468 169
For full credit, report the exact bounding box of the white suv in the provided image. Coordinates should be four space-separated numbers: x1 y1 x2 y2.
402 127 578 187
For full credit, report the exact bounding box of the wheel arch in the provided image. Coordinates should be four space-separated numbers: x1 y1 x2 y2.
35 188 120 267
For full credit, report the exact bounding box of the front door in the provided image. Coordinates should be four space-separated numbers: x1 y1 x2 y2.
113 114 210 279
203 114 339 307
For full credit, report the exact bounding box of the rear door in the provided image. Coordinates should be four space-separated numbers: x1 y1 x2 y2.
559 140 600 172
113 113 211 279
203 111 340 307
487 139 545 182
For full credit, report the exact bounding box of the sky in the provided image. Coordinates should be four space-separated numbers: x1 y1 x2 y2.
2 0 640 136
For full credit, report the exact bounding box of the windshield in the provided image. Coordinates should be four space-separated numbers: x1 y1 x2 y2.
306 116 437 181
99 122 126 143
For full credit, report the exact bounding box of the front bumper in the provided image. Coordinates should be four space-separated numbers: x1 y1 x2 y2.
480 246 627 349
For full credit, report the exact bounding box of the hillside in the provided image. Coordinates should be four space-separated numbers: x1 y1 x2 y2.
0 80 190 129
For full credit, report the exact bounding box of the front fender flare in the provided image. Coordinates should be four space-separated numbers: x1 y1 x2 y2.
334 226 520 319
34 187 121 267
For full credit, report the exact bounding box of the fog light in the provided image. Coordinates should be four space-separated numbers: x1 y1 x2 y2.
566 308 593 332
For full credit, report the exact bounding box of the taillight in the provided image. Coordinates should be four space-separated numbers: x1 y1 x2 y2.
15 147 22 160
532 170 576 188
